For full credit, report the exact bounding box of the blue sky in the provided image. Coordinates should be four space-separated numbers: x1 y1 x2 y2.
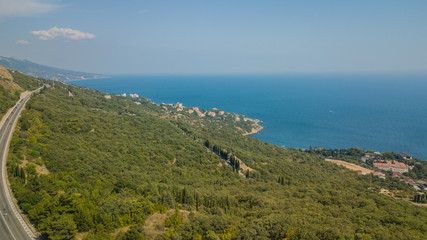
1 0 427 74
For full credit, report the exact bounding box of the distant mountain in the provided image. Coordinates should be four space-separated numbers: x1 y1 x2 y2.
0 56 107 82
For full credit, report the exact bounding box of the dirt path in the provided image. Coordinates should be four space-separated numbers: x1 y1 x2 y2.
325 159 373 175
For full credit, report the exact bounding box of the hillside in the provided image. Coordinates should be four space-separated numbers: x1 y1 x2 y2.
0 65 43 118
0 56 107 82
6 71 427 240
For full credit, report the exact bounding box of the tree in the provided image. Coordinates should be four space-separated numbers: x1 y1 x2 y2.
14 164 19 177
121 227 145 240
39 214 77 240
205 230 220 240
20 167 26 180
181 188 187 204
205 140 210 149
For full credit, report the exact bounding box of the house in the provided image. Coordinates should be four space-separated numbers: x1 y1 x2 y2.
129 93 139 98
188 109 194 114
373 171 386 179
403 176 416 185
392 172 401 178
177 107 183 112
195 110 205 117
361 152 380 163
397 152 412 160
373 160 408 173
192 107 199 111
207 111 216 117
172 102 183 108
218 111 225 116
212 108 218 111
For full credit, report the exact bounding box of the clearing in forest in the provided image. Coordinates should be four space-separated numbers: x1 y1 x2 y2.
325 159 373 175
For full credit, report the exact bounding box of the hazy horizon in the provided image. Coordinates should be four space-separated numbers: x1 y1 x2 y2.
1 0 427 75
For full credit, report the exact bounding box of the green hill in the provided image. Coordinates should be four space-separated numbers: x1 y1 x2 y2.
0 65 43 118
6 72 427 240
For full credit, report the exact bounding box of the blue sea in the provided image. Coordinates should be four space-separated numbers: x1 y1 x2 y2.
72 74 427 160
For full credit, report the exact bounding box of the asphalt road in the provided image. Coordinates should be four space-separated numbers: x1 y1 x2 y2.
0 90 41 240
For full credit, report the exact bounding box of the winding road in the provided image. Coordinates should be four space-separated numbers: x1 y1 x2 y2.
0 88 43 240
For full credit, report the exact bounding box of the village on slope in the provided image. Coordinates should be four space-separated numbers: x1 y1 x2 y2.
106 92 264 136
322 147 427 204
361 152 426 189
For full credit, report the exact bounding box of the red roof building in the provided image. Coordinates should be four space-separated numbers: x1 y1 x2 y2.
392 172 402 178
373 160 408 173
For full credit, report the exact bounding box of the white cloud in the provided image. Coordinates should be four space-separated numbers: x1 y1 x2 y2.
30 27 96 41
16 40 29 45
0 0 57 18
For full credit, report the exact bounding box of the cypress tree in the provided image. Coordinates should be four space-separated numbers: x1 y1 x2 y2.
15 165 20 177
181 188 186 204
20 167 26 179
195 192 200 210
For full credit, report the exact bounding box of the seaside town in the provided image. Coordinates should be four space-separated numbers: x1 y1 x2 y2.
316 146 427 205
361 151 427 192
113 93 264 135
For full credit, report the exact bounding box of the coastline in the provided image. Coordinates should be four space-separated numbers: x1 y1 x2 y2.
71 75 427 160
243 125 265 136
64 76 110 83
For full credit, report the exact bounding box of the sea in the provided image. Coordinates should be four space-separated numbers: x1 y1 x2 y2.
72 74 427 160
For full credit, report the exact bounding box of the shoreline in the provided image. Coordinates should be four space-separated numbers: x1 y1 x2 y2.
243 125 265 136
70 78 427 160
64 76 110 83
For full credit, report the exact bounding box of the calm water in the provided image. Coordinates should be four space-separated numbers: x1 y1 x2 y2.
72 74 427 160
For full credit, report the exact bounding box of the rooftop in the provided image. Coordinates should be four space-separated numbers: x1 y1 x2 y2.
373 160 407 168
397 152 412 158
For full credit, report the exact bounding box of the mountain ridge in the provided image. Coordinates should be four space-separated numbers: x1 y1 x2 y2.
0 56 107 82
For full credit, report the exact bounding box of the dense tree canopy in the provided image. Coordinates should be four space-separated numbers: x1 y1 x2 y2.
6 76 427 239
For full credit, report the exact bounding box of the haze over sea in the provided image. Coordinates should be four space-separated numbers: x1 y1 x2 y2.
73 74 427 160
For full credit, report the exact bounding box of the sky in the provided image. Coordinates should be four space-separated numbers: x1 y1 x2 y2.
0 0 427 75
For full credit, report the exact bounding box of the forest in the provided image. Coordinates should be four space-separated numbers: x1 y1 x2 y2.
4 70 427 240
